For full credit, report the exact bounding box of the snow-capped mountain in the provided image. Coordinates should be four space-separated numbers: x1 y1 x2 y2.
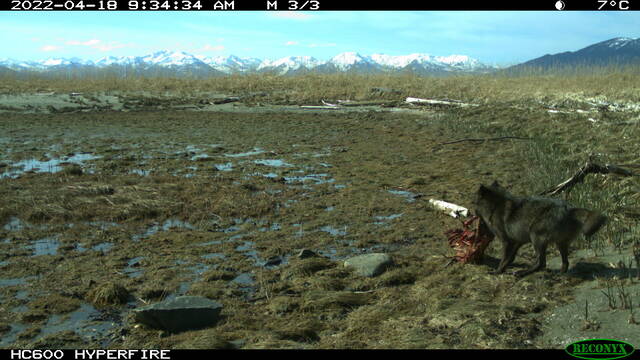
139 50 206 67
0 57 92 70
0 50 496 77
510 37 640 69
257 56 322 75
197 55 262 73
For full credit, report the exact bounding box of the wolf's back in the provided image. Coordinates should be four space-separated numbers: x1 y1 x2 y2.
569 208 607 237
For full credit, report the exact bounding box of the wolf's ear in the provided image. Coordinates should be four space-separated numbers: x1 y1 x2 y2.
478 184 493 196
478 183 501 201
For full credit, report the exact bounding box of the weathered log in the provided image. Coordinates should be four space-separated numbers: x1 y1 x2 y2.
540 159 634 196
429 199 469 218
405 97 478 107
300 105 339 110
438 136 532 146
211 96 241 104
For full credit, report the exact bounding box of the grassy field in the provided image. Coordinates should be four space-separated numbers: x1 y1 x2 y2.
0 71 639 349
2 65 640 103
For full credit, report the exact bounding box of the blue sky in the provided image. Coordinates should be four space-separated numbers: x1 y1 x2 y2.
1 11 639 65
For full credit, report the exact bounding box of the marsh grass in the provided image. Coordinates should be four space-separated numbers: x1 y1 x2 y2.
2 69 640 349
86 282 130 308
2 65 639 104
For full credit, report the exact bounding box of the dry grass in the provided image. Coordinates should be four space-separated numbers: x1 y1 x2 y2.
1 66 639 105
86 282 130 308
1 70 639 349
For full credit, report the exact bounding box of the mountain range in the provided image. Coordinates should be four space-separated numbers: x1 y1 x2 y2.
0 50 496 77
1 37 638 78
510 37 640 70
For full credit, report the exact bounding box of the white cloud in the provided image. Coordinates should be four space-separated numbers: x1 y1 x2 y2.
40 45 60 52
62 39 132 52
285 41 299 46
66 39 101 46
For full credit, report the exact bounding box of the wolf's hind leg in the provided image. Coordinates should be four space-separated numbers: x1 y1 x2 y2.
557 240 570 273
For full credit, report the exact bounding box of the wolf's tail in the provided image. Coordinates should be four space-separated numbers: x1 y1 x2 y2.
570 208 607 237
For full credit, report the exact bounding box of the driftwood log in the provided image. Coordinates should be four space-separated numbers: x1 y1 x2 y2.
405 97 478 107
211 96 242 104
438 136 532 146
540 159 635 196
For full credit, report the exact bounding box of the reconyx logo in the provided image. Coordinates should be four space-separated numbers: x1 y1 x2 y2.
566 339 636 360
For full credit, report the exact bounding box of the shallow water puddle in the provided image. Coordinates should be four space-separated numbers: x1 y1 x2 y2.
387 189 421 203
255 172 279 179
232 273 254 286
132 219 196 242
214 162 233 171
198 240 223 246
373 213 403 225
76 242 114 253
0 323 27 347
254 159 292 167
284 173 335 185
1 152 101 178
235 241 259 260
15 290 30 300
0 276 32 287
129 169 151 176
260 223 281 232
190 154 210 161
319 225 348 237
2 217 48 232
123 257 144 278
201 253 226 260
225 148 265 158
30 236 60 256
3 217 26 231
231 273 257 300
36 303 120 346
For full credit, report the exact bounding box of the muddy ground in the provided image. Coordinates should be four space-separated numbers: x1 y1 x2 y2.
0 90 639 349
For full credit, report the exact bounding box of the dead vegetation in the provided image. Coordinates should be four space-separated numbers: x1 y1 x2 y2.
1 72 639 349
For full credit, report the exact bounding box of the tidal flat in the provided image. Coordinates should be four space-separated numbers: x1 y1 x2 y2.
1 80 639 349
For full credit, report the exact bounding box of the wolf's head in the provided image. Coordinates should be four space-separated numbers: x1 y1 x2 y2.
473 181 509 221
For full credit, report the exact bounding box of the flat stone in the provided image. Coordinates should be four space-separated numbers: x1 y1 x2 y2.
344 253 393 277
133 296 223 333
297 249 317 259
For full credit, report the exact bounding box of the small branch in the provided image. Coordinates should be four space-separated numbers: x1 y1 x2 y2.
437 136 533 146
540 159 635 196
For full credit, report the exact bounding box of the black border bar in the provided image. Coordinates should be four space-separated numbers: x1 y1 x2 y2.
3 0 639 11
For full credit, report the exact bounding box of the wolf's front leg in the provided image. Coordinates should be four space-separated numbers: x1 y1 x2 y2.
515 237 548 277
494 239 521 274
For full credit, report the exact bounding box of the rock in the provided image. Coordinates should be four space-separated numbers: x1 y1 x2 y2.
133 296 223 333
297 249 317 259
344 253 393 277
264 256 283 267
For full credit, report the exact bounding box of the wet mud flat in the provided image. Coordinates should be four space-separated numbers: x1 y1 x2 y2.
1 98 639 349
